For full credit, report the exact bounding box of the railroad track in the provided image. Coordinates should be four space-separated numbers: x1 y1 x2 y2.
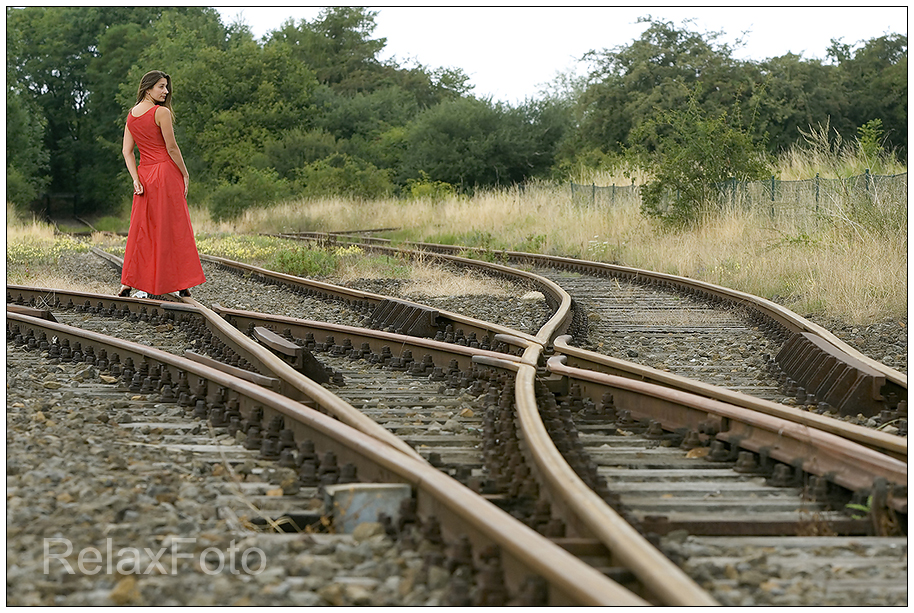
275 233 907 441
7 308 645 605
7 238 908 605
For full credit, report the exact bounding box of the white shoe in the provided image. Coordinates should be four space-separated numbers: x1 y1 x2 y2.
134 291 148 299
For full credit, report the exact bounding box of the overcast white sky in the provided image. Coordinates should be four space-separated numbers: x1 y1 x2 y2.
214 5 906 104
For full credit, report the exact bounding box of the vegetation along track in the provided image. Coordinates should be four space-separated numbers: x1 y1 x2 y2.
7 237 907 605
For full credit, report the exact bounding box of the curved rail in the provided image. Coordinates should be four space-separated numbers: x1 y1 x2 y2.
200 253 547 350
6 310 644 605
60 240 906 604
553 335 907 462
474 347 719 605
270 234 906 454
182 295 425 462
546 355 907 515
293 232 906 389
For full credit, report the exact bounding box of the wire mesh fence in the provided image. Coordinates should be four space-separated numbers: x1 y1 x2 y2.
571 172 907 232
569 181 641 208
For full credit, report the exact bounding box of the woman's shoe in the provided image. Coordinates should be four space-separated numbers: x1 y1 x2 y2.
178 289 191 297
118 286 132 297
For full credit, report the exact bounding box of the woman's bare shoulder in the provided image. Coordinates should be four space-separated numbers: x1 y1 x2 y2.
153 105 173 124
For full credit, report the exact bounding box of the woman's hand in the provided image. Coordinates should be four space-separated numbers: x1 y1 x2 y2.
133 179 144 195
183 175 189 198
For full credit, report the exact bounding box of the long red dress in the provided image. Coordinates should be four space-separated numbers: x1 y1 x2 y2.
121 105 206 295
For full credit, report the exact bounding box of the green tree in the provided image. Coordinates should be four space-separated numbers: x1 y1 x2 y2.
129 7 320 218
296 153 394 200
831 34 907 157
265 7 387 95
403 96 568 190
7 7 162 213
746 53 847 153
574 17 748 157
633 86 772 227
6 75 50 206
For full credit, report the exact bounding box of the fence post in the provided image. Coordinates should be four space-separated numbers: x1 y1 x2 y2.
592 182 596 205
865 168 871 192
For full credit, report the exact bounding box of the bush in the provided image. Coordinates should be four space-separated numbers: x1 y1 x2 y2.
6 165 44 207
207 168 291 221
404 171 455 202
634 86 772 227
269 244 338 277
295 153 394 200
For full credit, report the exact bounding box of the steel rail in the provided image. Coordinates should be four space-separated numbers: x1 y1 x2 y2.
81 247 718 603
180 295 425 462
6 311 645 606
7 282 420 461
209 304 534 370
199 253 546 348
553 335 907 462
473 347 720 606
270 235 573 348
294 233 906 389
80 241 901 602
280 233 907 426
546 355 907 514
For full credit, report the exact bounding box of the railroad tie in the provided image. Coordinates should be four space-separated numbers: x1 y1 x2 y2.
368 298 440 337
774 332 892 417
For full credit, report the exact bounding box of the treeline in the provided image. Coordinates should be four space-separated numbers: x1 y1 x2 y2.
6 7 907 220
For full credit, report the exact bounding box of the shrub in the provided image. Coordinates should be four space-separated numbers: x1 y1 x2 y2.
6 165 46 207
404 171 455 202
207 168 291 221
633 86 772 227
295 153 394 200
269 244 338 277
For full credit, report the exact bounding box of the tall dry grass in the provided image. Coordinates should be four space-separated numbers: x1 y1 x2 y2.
209 168 904 325
9 131 906 325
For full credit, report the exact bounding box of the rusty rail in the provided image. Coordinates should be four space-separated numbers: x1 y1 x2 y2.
552 335 907 463
546 355 907 517
7 310 644 605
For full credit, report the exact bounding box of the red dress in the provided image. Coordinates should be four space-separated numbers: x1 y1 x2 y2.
122 105 206 295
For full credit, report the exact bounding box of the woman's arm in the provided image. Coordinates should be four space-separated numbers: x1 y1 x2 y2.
156 106 189 198
122 123 143 195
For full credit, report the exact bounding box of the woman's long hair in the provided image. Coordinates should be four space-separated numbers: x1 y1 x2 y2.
135 70 174 114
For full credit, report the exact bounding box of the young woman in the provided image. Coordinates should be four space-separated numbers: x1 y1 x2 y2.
119 70 205 298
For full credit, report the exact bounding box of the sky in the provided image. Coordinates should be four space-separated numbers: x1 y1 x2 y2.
213 5 907 104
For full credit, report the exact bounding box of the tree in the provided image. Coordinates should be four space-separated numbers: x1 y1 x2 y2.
7 7 164 213
6 75 49 206
403 96 568 190
573 17 747 157
633 86 772 227
129 7 320 217
832 34 907 157
747 54 847 153
265 7 386 94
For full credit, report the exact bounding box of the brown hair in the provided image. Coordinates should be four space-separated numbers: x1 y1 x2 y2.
135 70 174 114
